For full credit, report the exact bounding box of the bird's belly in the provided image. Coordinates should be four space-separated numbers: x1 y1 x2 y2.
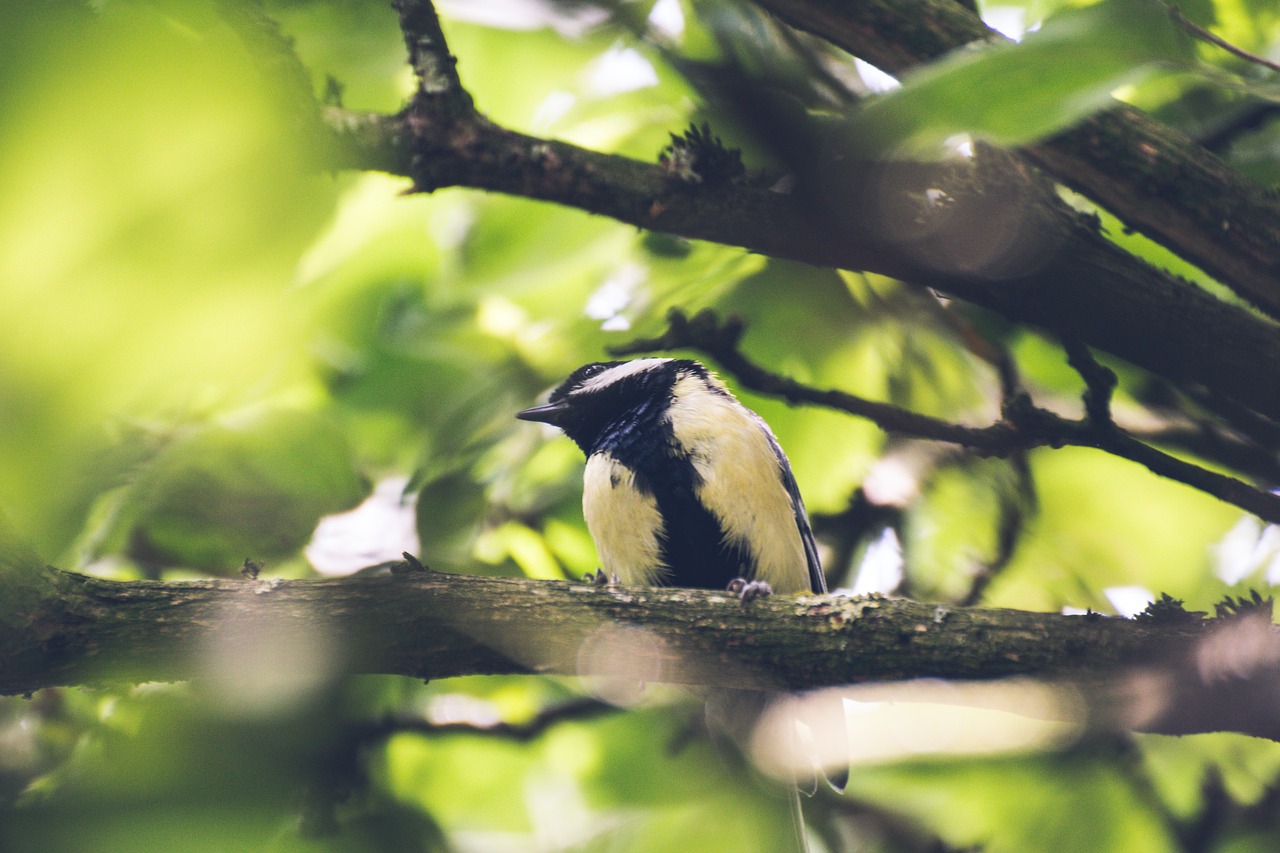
583 453 667 585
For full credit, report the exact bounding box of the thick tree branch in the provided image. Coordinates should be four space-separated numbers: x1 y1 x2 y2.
5 567 1280 741
756 0 1280 318
334 100 1280 425
320 4 1280 429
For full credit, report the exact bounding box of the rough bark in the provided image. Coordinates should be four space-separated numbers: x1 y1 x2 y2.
8 566 1280 741
0 568 1172 695
757 0 1280 317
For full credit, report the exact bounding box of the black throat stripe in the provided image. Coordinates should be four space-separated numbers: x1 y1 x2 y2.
595 395 757 590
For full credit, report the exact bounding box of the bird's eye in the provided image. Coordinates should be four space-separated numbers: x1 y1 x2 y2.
565 361 618 389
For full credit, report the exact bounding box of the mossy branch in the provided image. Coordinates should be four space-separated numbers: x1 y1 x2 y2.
5 566 1280 741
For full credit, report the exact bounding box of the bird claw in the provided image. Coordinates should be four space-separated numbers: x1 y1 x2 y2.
585 568 618 586
727 577 772 602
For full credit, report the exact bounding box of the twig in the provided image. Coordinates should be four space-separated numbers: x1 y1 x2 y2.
613 309 1280 525
1092 429 1280 518
612 310 1022 452
394 0 474 112
1057 338 1280 522
958 453 1035 607
1132 422 1280 485
1062 337 1117 431
360 696 615 743
1164 1 1280 74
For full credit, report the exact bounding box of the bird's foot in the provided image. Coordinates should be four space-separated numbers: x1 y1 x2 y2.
727 577 772 602
585 568 618 586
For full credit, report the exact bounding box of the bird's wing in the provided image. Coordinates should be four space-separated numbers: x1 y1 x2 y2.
758 421 826 594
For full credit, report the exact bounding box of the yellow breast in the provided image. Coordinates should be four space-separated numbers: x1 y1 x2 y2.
668 375 809 593
582 452 667 585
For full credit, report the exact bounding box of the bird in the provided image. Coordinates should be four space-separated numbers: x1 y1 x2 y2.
516 358 825 597
518 358 846 806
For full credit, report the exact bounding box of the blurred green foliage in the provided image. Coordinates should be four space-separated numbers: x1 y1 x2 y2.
4 0 1280 850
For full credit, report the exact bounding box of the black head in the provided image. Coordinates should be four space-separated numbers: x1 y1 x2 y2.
517 358 707 452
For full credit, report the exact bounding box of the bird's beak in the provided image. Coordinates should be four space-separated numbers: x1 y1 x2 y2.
515 402 567 425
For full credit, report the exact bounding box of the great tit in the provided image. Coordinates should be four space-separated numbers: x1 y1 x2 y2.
517 358 825 595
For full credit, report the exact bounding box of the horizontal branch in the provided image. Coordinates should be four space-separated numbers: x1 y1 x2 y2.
0 568 1178 695
328 104 1280 424
323 11 1280 427
6 567 1280 740
615 310 1280 523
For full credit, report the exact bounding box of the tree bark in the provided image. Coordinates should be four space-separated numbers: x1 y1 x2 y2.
8 565 1279 740
758 0 1280 317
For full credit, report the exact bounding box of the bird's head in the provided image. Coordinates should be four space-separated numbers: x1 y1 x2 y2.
517 358 710 452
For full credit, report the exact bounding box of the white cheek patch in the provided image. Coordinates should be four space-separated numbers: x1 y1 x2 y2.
573 358 672 397
583 453 668 586
668 376 809 593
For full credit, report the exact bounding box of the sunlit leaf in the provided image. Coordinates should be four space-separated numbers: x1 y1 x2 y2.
0 2 335 553
123 409 367 572
854 0 1197 154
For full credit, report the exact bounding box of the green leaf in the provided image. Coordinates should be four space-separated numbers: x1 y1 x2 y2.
854 0 1197 154
847 749 1177 852
0 1 336 553
125 410 368 572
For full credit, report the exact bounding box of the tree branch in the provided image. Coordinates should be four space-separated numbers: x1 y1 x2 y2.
357 697 616 744
1061 338 1118 431
325 5 1280 428
393 0 472 112
1164 0 1280 75
613 310 1280 524
756 0 1280 318
6 567 1280 741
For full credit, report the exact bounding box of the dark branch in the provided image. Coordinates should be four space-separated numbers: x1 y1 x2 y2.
394 0 473 112
1164 1 1280 74
7 567 1280 742
1062 338 1117 431
1132 421 1280 486
755 0 1280 319
359 697 616 744
613 310 1015 449
612 309 1280 524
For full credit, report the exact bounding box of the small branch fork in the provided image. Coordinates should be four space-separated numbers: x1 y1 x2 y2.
613 309 1280 525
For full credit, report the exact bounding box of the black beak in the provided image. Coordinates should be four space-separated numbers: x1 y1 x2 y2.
515 402 567 425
